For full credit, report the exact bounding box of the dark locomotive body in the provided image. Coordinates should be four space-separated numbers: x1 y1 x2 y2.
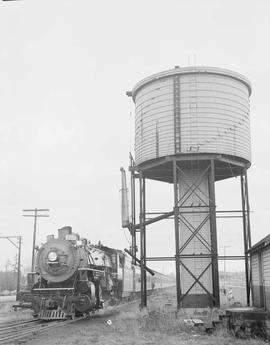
28 226 118 319
20 226 174 320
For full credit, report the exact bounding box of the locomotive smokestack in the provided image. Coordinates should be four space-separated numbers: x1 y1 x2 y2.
58 226 72 240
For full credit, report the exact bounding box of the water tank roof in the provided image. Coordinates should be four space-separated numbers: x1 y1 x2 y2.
131 66 252 100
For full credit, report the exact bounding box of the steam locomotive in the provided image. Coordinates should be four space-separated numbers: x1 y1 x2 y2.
20 226 174 320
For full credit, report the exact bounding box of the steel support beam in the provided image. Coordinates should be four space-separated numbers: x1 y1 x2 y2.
241 170 251 306
146 255 246 261
135 211 174 229
125 248 155 275
244 169 252 249
209 160 220 307
245 170 252 306
139 172 147 308
142 177 147 305
173 160 181 309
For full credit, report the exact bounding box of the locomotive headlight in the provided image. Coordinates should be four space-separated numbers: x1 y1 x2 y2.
48 251 58 262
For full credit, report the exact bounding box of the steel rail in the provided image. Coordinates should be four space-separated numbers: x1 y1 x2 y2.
0 323 48 339
0 319 39 329
0 316 86 344
0 320 41 333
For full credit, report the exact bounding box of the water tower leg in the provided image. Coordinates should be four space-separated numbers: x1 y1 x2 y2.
139 172 147 308
241 170 251 306
173 160 182 309
244 169 252 249
208 160 220 307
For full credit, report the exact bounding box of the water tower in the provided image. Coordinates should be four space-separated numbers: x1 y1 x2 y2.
123 66 252 309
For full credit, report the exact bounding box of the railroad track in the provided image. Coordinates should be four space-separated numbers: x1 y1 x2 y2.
0 317 85 344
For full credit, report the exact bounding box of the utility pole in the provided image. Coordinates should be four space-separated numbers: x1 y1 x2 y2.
16 236 22 299
0 236 22 299
23 208 50 272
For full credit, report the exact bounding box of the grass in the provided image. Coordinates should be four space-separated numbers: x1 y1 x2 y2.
110 302 268 345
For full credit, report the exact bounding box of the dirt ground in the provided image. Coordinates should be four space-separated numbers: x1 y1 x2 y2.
15 290 266 345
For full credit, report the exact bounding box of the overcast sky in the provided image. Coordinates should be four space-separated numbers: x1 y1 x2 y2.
0 0 269 273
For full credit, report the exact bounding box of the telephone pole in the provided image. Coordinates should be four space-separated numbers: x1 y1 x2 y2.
23 208 50 272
